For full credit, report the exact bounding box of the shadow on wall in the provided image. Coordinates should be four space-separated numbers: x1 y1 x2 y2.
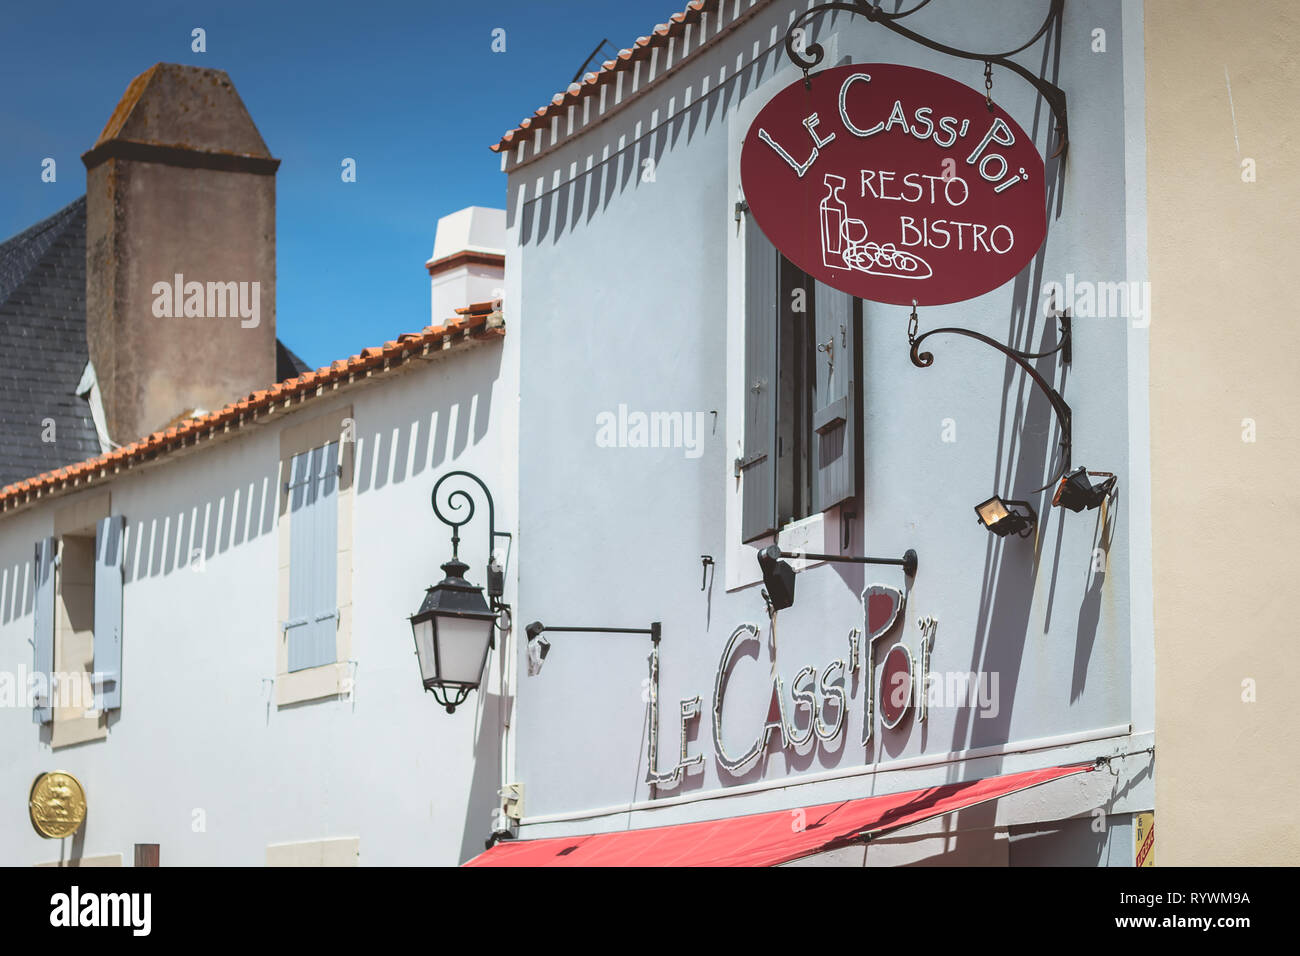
0 360 498 610
460 689 508 863
0 559 35 625
945 6 1079 763
355 369 495 496
938 6 1127 862
1073 486 1119 703
513 10 867 245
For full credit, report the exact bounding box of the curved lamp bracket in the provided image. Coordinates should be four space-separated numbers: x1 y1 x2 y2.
784 0 1069 159
909 311 1072 493
431 469 514 616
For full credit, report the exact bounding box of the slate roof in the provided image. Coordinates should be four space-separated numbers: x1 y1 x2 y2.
0 196 310 489
276 339 311 380
0 197 100 488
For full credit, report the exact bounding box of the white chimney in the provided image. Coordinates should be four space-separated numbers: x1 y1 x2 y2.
426 206 506 325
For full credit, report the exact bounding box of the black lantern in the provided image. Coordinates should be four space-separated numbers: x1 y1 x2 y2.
410 557 497 713
1053 467 1117 513
974 495 1037 538
756 544 917 614
409 471 512 714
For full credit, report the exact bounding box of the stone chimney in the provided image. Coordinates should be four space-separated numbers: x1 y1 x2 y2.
426 207 505 323
82 63 278 444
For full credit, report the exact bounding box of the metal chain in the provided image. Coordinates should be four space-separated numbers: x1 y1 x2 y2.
907 302 919 345
984 61 994 112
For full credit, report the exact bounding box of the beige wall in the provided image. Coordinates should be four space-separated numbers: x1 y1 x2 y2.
50 491 110 748
1146 0 1300 865
51 534 106 748
37 853 122 867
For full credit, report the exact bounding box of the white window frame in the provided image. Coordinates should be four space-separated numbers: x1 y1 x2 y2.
276 405 354 706
48 490 112 748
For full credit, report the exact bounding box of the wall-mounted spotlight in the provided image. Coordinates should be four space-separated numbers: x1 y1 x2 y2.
409 471 512 714
1053 467 1117 512
524 621 661 676
974 495 1038 538
756 545 917 613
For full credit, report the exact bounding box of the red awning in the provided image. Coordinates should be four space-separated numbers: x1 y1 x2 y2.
465 763 1092 867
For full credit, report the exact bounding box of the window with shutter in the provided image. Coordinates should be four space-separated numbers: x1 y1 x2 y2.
740 211 861 541
35 493 119 743
46 523 108 747
276 408 354 706
285 442 341 672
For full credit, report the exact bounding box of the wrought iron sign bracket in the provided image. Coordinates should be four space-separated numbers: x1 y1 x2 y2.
783 0 1070 159
908 303 1073 493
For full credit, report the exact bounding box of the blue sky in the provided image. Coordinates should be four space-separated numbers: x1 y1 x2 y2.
0 0 678 368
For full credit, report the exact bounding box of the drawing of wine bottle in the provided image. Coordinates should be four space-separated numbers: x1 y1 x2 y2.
821 173 849 270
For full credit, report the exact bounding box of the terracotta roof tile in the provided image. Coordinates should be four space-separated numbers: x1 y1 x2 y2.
0 304 506 513
491 0 726 155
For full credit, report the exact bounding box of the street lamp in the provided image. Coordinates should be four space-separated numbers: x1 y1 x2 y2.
409 471 512 713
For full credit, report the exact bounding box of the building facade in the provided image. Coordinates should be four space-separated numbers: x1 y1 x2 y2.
491 0 1155 865
0 66 517 866
5 0 1295 868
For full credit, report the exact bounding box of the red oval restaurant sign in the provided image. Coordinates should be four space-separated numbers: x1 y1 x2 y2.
741 63 1047 306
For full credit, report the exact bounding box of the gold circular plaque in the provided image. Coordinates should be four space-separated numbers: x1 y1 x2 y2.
29 771 87 839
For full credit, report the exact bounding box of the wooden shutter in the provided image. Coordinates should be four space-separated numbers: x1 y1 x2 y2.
812 284 858 512
32 536 56 723
286 443 340 672
93 515 127 710
741 214 779 542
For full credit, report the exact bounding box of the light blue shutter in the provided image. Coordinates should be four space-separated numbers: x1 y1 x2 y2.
32 536 56 723
286 442 340 672
94 515 127 710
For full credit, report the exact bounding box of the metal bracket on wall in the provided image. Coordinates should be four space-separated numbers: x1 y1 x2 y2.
782 0 1070 160
735 451 767 478
907 303 1074 493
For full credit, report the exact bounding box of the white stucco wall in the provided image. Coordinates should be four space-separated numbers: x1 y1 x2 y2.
0 336 518 866
504 0 1153 861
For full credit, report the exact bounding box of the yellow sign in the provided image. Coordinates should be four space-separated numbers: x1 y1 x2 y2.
29 771 87 839
1135 812 1155 867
